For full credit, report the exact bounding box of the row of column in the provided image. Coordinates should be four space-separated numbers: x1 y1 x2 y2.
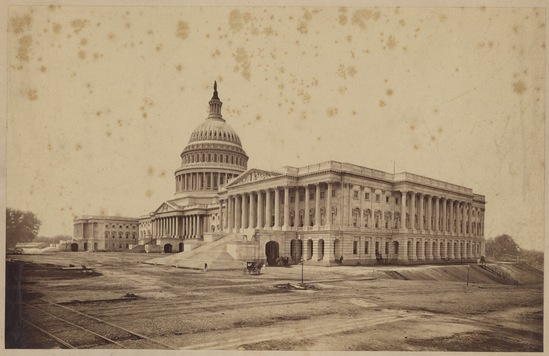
400 191 484 237
175 172 238 192
223 183 334 232
219 184 484 238
151 215 204 239
401 237 483 261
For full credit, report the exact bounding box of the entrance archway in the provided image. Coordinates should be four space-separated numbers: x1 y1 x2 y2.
334 239 341 259
290 239 302 263
306 240 313 260
93 243 98 250
179 243 184 252
83 242 88 251
317 239 324 261
164 244 173 253
70 243 78 252
265 241 279 266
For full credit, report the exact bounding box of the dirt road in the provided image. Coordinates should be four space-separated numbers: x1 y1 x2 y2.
5 252 543 351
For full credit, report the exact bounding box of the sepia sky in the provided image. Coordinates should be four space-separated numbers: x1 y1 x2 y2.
5 3 546 250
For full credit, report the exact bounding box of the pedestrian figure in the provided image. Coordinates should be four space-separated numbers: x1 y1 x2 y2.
203 262 208 272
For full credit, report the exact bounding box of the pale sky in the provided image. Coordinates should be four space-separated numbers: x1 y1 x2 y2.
5 4 546 251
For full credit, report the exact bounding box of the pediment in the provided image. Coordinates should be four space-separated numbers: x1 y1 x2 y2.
226 168 282 187
153 201 179 214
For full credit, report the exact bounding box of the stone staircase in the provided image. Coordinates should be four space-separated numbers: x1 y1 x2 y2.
145 233 245 270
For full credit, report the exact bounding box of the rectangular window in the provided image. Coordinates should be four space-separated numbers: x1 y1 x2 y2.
353 191 359 199
385 242 389 255
332 189 336 198
353 241 358 255
376 194 381 202
364 241 369 254
290 196 295 203
365 192 370 200
386 196 390 203
396 198 399 205
299 194 304 202
320 191 325 199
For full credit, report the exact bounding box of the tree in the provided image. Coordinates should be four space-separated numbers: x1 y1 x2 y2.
6 208 41 249
485 234 519 259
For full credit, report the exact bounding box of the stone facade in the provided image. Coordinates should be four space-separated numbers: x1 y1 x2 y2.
73 215 139 251
139 82 486 265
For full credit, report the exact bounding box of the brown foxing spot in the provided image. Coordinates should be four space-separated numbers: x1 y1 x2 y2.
159 170 166 178
379 100 386 107
234 47 251 80
26 88 38 101
176 21 190 39
386 89 393 96
17 35 32 62
145 189 153 198
387 36 397 49
52 23 61 33
96 111 102 117
437 127 443 133
107 32 116 40
410 124 415 130
78 50 86 59
40 65 46 72
10 14 32 34
105 130 112 137
512 80 527 94
338 7 348 25
256 115 261 121
326 107 338 117
75 143 82 151
100 208 107 215
147 166 154 176
431 135 436 142
80 38 88 45
176 64 183 71
70 19 87 34
413 144 419 150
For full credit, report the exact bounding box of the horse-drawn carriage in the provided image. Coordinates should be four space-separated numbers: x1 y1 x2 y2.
243 261 264 275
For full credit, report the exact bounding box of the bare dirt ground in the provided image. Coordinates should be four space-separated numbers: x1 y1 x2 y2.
5 252 543 351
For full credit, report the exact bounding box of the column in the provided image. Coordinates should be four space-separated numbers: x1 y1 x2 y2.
249 192 256 230
461 202 466 235
434 197 439 232
227 196 233 232
235 194 241 231
326 183 332 227
442 198 447 232
241 193 248 229
410 192 415 230
265 190 272 228
274 188 280 229
294 187 300 227
418 193 424 230
283 187 290 229
219 201 224 232
449 200 454 234
468 204 472 236
400 191 407 230
257 191 264 229
426 196 432 232
304 186 310 227
314 183 320 227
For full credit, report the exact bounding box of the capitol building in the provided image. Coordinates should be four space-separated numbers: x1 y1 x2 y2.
130 82 486 266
